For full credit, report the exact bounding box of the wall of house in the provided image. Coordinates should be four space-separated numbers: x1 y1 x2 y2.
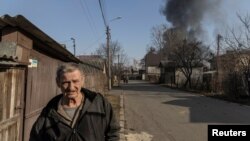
146 66 160 74
23 49 62 141
175 67 203 88
1 27 108 141
146 66 161 83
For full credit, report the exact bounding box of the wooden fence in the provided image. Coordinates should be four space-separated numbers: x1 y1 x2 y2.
0 61 107 141
80 63 107 94
0 67 25 141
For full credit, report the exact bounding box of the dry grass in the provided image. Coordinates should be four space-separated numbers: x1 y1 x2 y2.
105 94 120 121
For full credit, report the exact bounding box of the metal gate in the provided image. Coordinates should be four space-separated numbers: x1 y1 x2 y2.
0 67 25 141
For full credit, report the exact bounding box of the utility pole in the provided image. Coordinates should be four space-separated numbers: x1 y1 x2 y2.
118 54 120 86
106 26 111 90
105 17 121 90
71 38 76 56
216 34 222 92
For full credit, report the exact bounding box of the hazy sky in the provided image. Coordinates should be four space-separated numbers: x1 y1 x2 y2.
1 0 250 63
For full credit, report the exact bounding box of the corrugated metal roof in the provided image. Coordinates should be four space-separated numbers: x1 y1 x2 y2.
0 14 80 63
0 60 20 66
0 42 18 61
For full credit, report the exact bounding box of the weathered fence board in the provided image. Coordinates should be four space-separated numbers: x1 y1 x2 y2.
0 68 25 141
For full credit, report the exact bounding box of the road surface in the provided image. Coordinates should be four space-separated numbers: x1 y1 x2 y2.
119 80 250 141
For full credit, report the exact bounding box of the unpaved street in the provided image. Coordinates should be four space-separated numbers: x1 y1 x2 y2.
120 80 250 141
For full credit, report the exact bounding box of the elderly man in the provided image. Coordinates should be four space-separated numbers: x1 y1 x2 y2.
29 63 120 141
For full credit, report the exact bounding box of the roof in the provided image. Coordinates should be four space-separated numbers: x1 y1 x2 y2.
0 14 80 63
78 55 102 60
159 60 176 68
0 42 29 66
145 51 163 66
77 55 106 72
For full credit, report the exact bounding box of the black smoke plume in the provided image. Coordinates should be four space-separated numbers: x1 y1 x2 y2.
162 0 221 39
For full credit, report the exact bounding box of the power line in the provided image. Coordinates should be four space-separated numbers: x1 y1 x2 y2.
79 0 99 37
81 0 99 35
60 39 72 43
101 0 108 25
98 0 108 27
83 33 106 52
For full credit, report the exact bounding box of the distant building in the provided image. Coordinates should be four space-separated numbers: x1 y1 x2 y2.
144 50 163 83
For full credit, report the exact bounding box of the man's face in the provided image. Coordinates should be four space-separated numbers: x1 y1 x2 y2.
58 70 83 99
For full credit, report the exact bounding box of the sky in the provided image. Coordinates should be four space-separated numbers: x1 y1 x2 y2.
1 0 250 63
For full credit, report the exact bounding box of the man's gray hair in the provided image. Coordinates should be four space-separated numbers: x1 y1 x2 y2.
56 63 83 84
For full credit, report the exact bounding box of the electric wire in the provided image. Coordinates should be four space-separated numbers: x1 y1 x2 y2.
83 33 106 52
77 0 107 55
98 0 108 27
78 0 99 38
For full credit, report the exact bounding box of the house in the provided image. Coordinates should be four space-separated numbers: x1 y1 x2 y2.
175 66 204 88
144 50 163 83
210 50 250 94
159 59 208 88
0 14 93 141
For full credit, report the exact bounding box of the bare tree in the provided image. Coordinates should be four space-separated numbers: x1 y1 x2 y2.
95 40 128 66
150 24 168 51
171 39 212 88
148 24 213 88
223 13 250 96
95 40 128 80
145 45 156 54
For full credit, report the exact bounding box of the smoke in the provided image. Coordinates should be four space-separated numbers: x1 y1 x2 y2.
162 0 221 40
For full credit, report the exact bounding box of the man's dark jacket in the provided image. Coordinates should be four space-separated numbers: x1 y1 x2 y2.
29 88 120 141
